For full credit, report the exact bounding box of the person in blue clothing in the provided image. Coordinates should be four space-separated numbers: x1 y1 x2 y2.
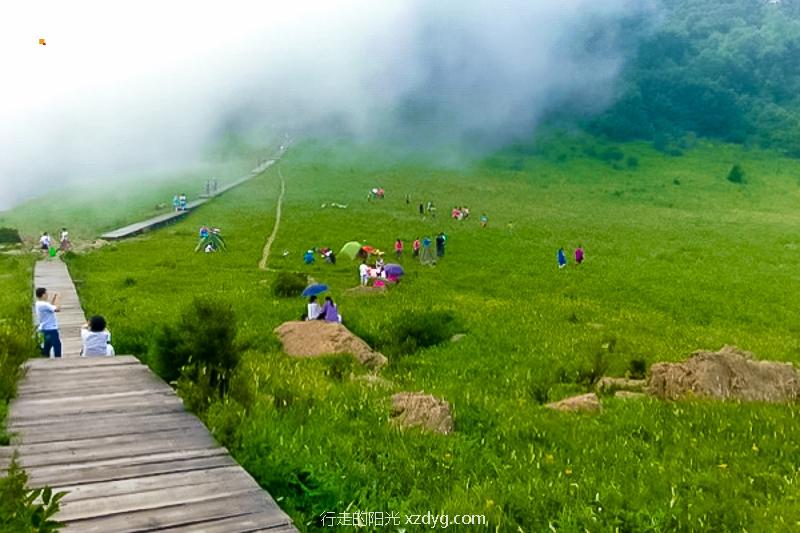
304 249 315 264
557 247 567 269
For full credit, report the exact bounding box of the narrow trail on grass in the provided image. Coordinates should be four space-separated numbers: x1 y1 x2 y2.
258 164 286 270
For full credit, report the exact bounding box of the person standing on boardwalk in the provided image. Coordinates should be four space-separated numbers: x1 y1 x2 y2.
39 232 51 251
35 287 61 358
179 193 187 211
575 245 585 265
59 227 70 251
557 248 567 269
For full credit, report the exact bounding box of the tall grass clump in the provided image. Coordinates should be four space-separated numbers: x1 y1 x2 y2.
150 297 241 409
272 272 307 298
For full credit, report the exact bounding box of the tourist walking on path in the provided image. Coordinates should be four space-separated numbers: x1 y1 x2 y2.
435 232 446 258
557 247 567 269
394 239 403 259
39 232 51 251
80 315 115 356
179 193 187 211
35 287 61 358
575 245 584 265
173 195 180 211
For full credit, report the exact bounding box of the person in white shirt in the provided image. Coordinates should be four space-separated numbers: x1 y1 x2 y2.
39 232 51 251
80 315 115 356
59 227 70 251
359 263 370 286
306 295 321 321
35 287 61 357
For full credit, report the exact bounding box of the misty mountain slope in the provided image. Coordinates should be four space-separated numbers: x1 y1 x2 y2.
48 137 800 531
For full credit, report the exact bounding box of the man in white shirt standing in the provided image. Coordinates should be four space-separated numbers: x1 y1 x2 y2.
35 287 61 358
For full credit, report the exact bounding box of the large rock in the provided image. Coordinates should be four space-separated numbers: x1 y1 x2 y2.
648 345 800 402
545 393 602 413
391 392 454 434
274 321 388 369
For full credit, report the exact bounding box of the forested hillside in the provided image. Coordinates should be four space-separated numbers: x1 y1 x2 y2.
590 0 800 155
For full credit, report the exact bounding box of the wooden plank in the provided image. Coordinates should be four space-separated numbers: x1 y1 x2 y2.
55 466 250 501
62 491 287 533
9 425 216 457
10 412 201 444
9 393 183 420
157 511 296 533
7 403 185 428
9 431 217 469
58 482 263 522
22 449 235 487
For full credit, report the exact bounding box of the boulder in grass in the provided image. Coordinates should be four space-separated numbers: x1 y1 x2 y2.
391 392 454 434
275 321 388 369
648 345 800 403
545 393 602 413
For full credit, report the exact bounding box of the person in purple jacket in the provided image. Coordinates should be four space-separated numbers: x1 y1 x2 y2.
317 296 342 323
575 245 585 264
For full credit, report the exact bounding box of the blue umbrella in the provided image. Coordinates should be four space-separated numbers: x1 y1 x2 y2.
384 264 404 277
301 284 329 297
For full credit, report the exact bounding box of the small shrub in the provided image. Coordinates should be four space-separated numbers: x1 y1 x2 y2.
0 455 65 533
673 177 681 185
272 272 308 298
150 297 241 401
509 159 525 171
727 164 746 184
628 358 647 379
388 310 461 355
626 156 639 169
123 276 137 287
0 227 21 244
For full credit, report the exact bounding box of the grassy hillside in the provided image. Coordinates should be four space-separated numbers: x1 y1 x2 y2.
17 135 800 530
0 155 261 243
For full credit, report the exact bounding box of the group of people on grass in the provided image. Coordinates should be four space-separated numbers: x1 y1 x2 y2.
39 228 71 254
557 245 585 268
305 248 337 264
35 287 114 358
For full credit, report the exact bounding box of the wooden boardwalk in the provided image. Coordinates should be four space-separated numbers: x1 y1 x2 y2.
6 260 296 531
34 259 85 358
100 158 278 240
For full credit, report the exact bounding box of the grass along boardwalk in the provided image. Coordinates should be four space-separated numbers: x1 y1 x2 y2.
4 260 296 531
100 153 282 240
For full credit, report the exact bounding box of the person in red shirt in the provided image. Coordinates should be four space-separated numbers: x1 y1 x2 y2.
395 238 404 259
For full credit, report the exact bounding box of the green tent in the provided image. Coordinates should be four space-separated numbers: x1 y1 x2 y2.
339 241 363 260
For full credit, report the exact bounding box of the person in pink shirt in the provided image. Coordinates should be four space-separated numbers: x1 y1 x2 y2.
575 245 585 264
394 238 403 259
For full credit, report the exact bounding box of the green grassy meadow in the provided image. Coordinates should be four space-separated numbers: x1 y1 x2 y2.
6 135 800 530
